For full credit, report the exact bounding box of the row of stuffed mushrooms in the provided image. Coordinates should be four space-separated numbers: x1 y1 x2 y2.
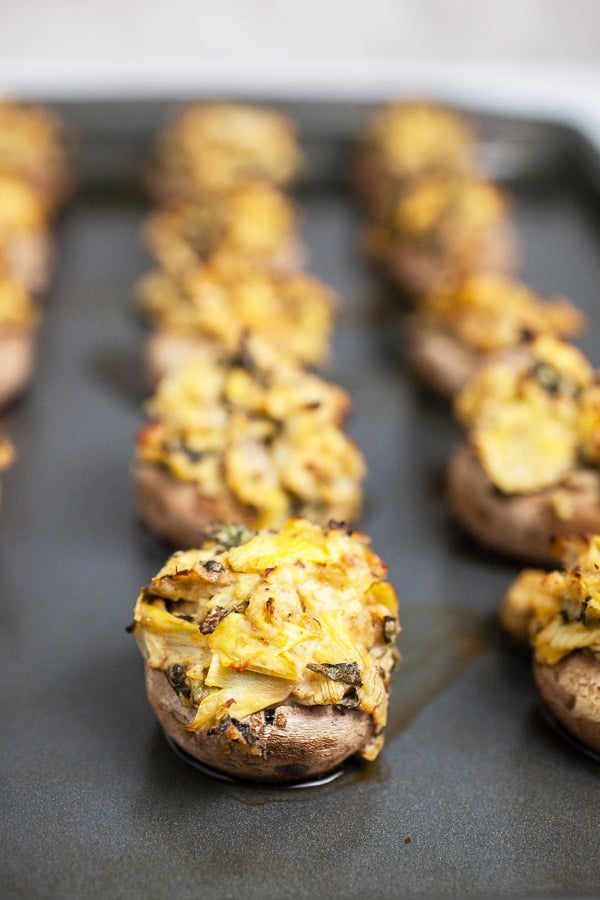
354 100 600 756
0 100 73 507
129 102 401 784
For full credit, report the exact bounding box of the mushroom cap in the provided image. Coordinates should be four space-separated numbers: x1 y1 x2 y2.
133 462 249 549
145 664 374 784
447 443 600 564
534 651 600 754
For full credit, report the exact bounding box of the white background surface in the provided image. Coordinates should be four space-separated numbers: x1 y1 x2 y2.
1 1 599 142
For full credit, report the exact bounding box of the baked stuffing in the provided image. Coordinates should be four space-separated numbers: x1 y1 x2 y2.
455 336 594 495
501 536 600 753
0 100 72 208
145 181 301 277
411 273 582 356
0 171 49 233
134 355 366 544
354 101 479 203
448 336 600 561
363 175 516 297
404 273 584 397
149 102 302 200
502 535 600 662
138 266 336 371
132 517 399 778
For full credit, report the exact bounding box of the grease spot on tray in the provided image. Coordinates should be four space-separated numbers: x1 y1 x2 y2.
386 601 490 740
234 758 391 807
163 730 391 806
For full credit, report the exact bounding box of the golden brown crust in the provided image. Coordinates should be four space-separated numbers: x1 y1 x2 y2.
447 443 600 564
403 324 480 399
534 652 600 753
145 663 374 783
133 461 250 548
0 328 36 407
151 165 291 209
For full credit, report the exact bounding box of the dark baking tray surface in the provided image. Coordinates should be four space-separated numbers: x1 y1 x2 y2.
2 101 600 899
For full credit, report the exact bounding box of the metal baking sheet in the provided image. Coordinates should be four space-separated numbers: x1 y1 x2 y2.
2 101 600 899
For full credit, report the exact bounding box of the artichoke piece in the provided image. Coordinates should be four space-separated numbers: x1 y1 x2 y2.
306 662 362 686
189 668 293 732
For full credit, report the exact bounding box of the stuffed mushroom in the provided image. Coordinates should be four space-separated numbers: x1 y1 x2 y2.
501 535 600 754
137 266 337 384
353 100 480 207
133 354 366 548
131 517 400 783
448 336 600 563
363 175 517 299
404 273 583 398
149 101 302 201
144 181 302 278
